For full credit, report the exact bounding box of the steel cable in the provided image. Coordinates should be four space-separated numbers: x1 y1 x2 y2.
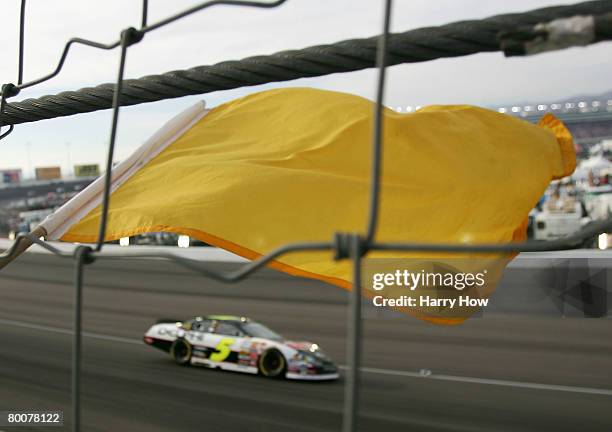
2 0 612 126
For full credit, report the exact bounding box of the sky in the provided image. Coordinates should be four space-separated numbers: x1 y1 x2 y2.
1 0 611 177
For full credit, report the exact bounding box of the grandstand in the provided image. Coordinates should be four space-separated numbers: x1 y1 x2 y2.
495 89 612 151
395 89 612 156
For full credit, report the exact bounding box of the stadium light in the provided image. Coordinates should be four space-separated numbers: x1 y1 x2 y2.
119 237 130 246
598 233 609 250
498 107 507 113
178 235 190 248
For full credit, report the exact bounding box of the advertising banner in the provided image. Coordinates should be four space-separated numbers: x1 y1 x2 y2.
35 166 62 181
0 169 22 184
74 164 100 178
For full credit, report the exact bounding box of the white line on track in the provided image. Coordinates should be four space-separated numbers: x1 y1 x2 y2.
339 365 612 396
0 317 141 346
1 317 611 396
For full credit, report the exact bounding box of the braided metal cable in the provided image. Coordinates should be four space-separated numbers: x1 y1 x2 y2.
3 0 612 126
595 11 612 39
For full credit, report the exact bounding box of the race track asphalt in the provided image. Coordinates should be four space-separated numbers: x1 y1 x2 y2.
0 253 611 431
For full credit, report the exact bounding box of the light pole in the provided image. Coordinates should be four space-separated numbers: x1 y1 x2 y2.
66 142 72 178
25 142 32 180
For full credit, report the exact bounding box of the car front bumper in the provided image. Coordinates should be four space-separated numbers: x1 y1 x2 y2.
286 372 339 381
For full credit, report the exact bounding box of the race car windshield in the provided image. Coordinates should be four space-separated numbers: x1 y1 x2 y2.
242 322 283 340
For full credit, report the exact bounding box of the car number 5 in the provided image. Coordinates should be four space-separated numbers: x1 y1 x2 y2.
210 338 236 362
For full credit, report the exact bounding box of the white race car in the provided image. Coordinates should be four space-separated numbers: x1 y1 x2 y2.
144 315 339 380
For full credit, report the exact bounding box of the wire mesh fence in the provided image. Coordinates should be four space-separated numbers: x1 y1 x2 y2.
0 1 612 431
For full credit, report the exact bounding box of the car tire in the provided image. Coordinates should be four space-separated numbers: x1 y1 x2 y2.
258 348 286 378
170 338 192 366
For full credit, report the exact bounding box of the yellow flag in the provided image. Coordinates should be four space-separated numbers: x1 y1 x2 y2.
39 88 575 324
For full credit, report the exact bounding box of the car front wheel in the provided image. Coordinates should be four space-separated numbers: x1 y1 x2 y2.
258 349 286 378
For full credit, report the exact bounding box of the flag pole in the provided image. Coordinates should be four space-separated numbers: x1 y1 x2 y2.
0 225 47 270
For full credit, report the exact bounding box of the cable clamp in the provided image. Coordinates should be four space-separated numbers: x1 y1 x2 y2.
1 83 20 98
333 232 369 260
500 14 595 56
74 245 96 265
121 27 145 47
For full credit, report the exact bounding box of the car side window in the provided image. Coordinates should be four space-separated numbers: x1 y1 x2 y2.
193 319 213 332
215 322 243 337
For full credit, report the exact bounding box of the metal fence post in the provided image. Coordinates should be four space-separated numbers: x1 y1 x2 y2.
342 234 364 432
72 246 92 432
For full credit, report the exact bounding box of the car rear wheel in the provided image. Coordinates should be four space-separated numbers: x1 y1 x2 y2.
258 349 286 378
170 338 192 365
